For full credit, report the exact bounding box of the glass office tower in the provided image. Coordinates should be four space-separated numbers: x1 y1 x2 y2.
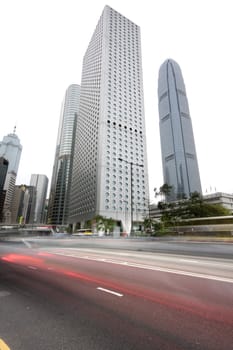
158 59 202 200
48 84 80 225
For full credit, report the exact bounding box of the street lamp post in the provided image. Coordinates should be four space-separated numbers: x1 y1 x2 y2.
118 158 143 235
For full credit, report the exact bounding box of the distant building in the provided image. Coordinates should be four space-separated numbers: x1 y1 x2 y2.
48 84 80 225
69 6 149 234
149 192 233 221
158 59 202 201
30 174 48 224
11 185 36 224
0 129 22 223
0 157 9 222
203 192 233 213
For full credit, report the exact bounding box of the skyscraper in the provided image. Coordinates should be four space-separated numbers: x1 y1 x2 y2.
69 6 149 234
11 184 36 224
48 84 80 225
0 157 9 222
0 128 22 223
158 59 202 200
30 174 48 224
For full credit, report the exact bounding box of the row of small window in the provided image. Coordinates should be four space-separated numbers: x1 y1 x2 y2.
108 55 140 63
107 79 141 89
105 180 145 187
107 81 142 90
106 147 144 158
107 111 143 122
107 107 143 116
107 98 142 108
109 16 137 25
106 141 144 152
107 93 142 105
109 47 140 57
107 117 143 129
106 155 144 165
105 184 145 191
108 60 139 71
108 68 141 80
107 91 142 101
109 43 140 52
107 120 142 132
109 23 138 34
105 200 143 206
104 206 146 212
105 169 145 180
109 18 138 28
107 94 142 102
105 167 144 177
106 140 144 150
108 105 142 117
108 87 141 97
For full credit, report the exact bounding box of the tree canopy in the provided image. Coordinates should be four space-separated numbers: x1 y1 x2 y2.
158 191 231 225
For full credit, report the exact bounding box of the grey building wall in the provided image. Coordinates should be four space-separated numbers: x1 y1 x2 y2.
158 59 202 200
69 6 149 233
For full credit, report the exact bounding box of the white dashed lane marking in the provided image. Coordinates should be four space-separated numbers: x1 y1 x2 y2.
97 287 123 297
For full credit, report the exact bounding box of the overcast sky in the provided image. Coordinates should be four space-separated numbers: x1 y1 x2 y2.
1 0 233 201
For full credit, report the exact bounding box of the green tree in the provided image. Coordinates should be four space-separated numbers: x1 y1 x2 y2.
159 183 173 198
92 215 115 234
154 183 173 202
159 191 231 226
143 216 153 233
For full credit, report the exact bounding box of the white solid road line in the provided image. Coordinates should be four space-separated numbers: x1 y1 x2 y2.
49 251 233 284
97 287 123 297
178 258 199 263
28 266 37 270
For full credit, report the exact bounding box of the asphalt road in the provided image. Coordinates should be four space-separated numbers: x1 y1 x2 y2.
0 241 232 350
7 235 233 259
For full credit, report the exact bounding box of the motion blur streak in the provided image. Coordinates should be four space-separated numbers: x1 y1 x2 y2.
47 262 233 326
1 254 43 267
1 252 232 326
37 252 53 257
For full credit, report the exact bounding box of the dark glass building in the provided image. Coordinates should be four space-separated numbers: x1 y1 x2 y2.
0 157 9 222
48 84 80 225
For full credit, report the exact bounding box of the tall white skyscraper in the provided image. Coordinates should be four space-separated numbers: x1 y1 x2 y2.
69 6 149 234
30 174 48 224
0 129 22 223
48 84 80 225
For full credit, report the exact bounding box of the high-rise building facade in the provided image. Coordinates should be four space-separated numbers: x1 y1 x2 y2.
11 184 36 224
30 174 48 224
0 157 9 222
48 84 80 225
69 6 149 233
0 129 22 222
158 59 202 200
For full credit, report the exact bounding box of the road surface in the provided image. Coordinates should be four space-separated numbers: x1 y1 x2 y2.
0 240 232 349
